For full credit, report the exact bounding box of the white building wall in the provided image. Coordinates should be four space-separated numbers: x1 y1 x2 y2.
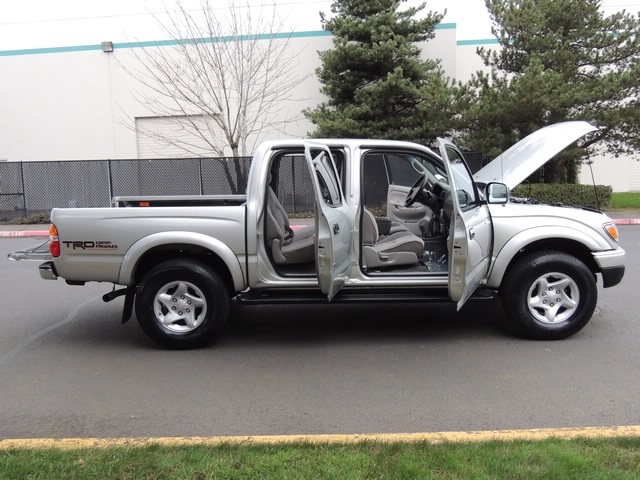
454 42 496 82
0 51 118 160
579 153 640 192
0 22 635 191
0 33 341 160
0 26 462 161
113 33 336 158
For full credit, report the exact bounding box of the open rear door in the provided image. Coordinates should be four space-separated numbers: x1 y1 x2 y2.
438 139 493 310
304 142 353 301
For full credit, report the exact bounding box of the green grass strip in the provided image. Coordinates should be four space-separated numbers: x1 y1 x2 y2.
1 437 640 479
610 192 640 209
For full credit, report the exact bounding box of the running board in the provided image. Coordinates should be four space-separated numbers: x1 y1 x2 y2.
236 287 498 305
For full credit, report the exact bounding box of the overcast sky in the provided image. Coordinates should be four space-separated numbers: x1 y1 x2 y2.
1 0 638 51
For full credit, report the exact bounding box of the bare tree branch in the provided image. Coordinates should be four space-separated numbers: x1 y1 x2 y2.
119 0 309 165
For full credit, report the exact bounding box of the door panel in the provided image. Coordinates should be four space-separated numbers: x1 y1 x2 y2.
438 139 493 310
304 142 353 301
447 204 492 308
386 185 428 236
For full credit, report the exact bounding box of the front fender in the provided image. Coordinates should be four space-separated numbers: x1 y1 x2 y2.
487 225 605 289
118 231 246 292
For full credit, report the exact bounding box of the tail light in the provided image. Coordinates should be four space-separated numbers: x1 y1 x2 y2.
49 224 60 257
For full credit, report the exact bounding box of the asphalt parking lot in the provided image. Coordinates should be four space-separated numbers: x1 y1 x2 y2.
0 225 639 439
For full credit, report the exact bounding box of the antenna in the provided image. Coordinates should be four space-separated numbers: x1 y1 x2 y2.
586 148 601 212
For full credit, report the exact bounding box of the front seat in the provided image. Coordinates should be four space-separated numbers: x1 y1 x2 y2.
361 209 424 268
265 186 315 264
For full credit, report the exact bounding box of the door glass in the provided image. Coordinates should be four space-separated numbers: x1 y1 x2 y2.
312 150 342 207
445 146 478 207
362 153 389 212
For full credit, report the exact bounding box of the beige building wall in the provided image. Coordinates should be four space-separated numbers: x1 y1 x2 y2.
0 26 459 162
0 23 635 191
579 153 640 192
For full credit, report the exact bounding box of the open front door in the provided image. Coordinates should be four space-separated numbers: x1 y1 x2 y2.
438 139 493 310
304 142 353 301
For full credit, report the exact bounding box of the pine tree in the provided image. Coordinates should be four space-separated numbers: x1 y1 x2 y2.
305 0 455 143
457 0 640 183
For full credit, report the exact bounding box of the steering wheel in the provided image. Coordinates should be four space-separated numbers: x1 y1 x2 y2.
405 174 429 207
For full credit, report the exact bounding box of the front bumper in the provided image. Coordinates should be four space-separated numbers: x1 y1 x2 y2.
600 265 625 288
592 248 625 288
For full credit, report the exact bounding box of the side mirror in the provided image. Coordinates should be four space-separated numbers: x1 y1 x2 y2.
456 189 471 208
486 182 509 204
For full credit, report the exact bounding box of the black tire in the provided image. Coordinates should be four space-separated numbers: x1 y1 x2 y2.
500 251 597 340
135 259 229 349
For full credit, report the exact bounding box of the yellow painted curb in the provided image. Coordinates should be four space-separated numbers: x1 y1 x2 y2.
2 425 640 450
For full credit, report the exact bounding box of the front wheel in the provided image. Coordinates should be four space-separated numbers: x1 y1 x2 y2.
135 259 229 349
500 251 597 340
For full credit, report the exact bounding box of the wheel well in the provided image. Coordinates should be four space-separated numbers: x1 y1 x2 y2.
133 244 235 296
510 239 598 273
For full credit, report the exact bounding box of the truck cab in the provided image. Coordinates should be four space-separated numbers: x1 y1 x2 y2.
247 138 495 310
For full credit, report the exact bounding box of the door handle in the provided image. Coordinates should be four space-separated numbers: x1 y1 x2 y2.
469 228 475 239
333 224 340 235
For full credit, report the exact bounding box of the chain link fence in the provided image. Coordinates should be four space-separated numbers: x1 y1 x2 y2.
0 151 485 221
273 154 315 214
0 157 254 221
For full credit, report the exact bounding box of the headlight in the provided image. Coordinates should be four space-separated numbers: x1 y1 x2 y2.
603 222 619 242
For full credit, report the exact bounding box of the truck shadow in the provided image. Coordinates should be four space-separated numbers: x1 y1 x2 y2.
222 298 509 348
45 292 511 350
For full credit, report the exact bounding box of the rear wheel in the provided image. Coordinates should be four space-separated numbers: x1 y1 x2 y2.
500 251 597 340
135 259 229 349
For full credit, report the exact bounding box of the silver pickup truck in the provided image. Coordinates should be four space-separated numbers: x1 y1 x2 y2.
31 121 625 348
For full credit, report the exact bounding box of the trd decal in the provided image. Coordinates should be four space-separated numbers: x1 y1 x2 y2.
62 241 118 250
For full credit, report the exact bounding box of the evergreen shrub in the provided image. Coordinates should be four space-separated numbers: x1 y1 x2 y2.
510 184 612 209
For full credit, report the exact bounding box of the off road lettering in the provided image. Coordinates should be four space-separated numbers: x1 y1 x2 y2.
62 241 117 250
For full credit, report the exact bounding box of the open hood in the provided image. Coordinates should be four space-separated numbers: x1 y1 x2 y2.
473 121 598 189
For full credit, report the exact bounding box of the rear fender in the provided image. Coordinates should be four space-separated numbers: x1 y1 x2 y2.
118 231 246 292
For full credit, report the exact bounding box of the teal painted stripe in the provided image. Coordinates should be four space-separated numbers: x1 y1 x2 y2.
0 31 330 56
457 38 499 46
113 30 333 50
0 30 333 56
0 44 105 56
0 23 458 57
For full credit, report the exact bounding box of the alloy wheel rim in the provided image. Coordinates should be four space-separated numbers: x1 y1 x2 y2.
153 280 207 333
527 272 579 324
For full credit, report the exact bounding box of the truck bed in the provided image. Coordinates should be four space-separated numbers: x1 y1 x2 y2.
113 195 247 208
